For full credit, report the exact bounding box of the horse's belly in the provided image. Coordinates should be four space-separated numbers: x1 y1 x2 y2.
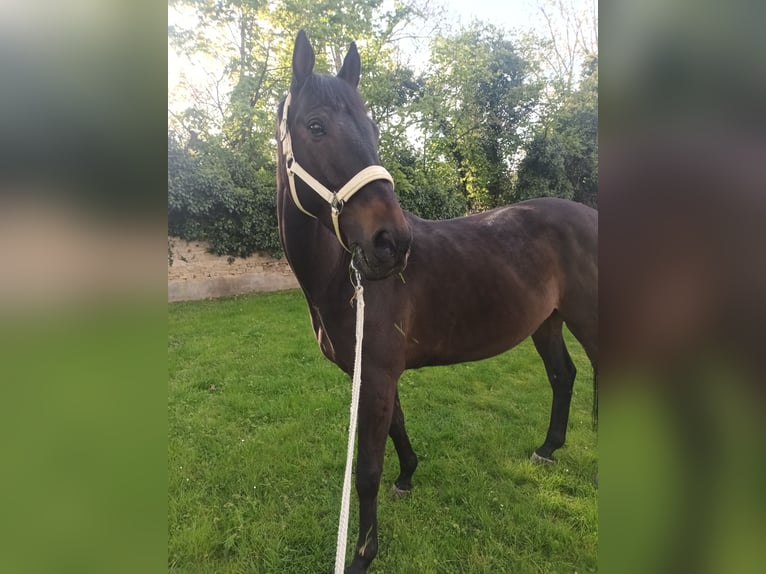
406 298 551 368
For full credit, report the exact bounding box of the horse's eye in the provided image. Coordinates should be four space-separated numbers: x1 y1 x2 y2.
307 121 325 137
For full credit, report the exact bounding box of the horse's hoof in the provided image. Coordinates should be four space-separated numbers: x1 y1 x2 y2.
391 484 411 499
530 451 555 464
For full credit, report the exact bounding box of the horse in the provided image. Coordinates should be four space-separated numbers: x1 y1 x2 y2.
276 30 598 574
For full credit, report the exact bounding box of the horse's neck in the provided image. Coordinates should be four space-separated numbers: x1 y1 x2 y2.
278 190 348 304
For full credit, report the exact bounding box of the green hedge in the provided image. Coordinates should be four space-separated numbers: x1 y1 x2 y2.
168 134 281 258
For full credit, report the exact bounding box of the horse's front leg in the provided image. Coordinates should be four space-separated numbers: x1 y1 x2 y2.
345 367 397 574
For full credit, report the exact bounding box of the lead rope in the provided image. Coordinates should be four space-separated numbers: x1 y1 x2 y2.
334 260 365 574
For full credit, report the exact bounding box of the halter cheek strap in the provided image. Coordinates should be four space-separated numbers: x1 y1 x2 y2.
279 92 395 252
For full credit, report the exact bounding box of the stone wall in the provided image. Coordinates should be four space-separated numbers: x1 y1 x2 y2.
168 238 298 302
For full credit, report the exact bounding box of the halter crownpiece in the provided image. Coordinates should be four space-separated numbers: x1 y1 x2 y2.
280 91 395 252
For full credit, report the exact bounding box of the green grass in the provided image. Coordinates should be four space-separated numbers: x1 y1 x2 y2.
169 290 597 573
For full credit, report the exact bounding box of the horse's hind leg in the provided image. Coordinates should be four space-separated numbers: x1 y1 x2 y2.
531 312 577 462
389 390 418 495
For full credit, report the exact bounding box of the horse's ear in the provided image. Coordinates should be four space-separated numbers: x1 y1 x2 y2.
338 42 361 88
292 29 315 88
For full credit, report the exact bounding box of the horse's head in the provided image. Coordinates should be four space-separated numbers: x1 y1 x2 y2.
278 30 411 280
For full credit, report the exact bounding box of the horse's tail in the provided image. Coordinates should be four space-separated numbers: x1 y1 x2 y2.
592 368 599 431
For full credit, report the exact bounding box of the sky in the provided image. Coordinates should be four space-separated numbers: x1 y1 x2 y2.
445 0 541 32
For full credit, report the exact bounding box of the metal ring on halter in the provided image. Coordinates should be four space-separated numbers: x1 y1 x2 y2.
331 194 344 215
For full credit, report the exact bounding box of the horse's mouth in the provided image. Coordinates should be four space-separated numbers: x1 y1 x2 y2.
352 244 407 281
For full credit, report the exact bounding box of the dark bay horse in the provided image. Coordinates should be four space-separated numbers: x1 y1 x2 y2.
276 30 597 574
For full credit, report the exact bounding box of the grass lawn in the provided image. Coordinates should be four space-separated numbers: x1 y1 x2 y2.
169 290 597 573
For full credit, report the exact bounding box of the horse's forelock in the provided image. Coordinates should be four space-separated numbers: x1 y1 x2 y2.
299 73 367 116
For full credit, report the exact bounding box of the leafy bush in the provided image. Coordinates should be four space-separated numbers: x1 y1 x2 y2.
384 147 468 221
396 179 467 221
168 133 281 258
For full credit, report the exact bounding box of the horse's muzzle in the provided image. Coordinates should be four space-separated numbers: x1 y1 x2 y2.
352 227 411 281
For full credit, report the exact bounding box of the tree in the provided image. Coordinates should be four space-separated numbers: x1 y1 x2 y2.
511 0 598 207
515 56 597 207
421 24 540 211
534 0 598 94
169 0 285 162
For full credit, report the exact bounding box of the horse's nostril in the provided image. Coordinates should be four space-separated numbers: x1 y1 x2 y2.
373 230 396 261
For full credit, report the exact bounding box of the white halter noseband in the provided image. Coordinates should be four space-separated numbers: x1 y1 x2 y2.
279 91 395 252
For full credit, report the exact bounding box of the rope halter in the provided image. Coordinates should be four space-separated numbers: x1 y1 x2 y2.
279 91 395 252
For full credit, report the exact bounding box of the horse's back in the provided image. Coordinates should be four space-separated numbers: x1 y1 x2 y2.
400 198 597 367
408 198 596 274
511 197 597 243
